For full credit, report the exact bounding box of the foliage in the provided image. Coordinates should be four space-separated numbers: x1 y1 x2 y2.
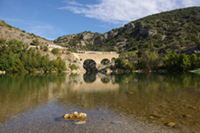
51 48 59 54
32 39 39 46
0 39 66 73
43 46 48 51
137 50 160 69
69 64 78 70
53 57 66 72
164 50 199 71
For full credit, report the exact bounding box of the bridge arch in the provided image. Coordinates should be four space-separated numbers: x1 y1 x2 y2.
101 58 110 65
72 51 119 70
83 59 97 73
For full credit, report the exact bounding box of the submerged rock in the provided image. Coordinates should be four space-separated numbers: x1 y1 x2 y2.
167 122 176 127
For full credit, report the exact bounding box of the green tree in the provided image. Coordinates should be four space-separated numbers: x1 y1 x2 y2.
190 54 197 69
53 57 66 72
127 61 135 71
115 56 127 69
32 39 39 46
69 64 78 70
164 50 179 71
43 46 48 51
138 50 159 69
51 48 59 54
178 54 190 71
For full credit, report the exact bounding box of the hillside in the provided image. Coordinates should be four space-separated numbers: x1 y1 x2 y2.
0 20 52 46
54 7 200 54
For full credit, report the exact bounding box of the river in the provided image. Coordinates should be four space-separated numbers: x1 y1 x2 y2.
0 73 200 132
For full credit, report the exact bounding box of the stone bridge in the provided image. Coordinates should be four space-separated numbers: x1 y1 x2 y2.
72 51 119 67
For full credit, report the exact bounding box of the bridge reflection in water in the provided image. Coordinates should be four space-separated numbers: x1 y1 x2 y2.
63 73 119 93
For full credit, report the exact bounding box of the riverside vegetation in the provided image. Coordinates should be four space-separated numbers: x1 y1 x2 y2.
0 39 66 73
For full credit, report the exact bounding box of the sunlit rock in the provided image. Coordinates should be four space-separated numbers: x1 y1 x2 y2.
63 111 87 121
167 122 176 127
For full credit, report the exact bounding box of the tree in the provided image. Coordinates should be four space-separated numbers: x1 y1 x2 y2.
0 39 66 73
115 56 127 69
178 54 190 71
43 46 48 51
69 64 78 70
190 54 197 69
127 61 135 71
32 39 39 46
53 57 66 72
51 48 59 54
164 50 179 71
138 50 159 69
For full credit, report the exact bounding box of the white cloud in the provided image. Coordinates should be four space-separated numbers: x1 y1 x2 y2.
63 0 83 6
59 0 200 24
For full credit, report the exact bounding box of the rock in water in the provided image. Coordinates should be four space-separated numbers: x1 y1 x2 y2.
167 122 176 127
63 111 87 121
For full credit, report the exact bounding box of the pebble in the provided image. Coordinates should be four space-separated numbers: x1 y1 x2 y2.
111 121 123 124
74 121 86 125
167 122 176 127
149 116 154 119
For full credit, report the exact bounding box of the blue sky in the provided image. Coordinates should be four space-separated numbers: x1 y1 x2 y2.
0 0 199 40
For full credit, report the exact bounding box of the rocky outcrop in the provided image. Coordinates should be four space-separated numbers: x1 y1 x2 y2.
93 36 103 45
80 32 92 40
126 23 135 32
134 22 157 37
77 40 86 46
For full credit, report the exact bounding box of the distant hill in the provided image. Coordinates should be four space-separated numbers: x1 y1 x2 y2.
54 7 200 54
0 20 52 46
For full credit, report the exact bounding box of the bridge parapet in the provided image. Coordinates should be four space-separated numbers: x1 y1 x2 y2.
77 51 117 54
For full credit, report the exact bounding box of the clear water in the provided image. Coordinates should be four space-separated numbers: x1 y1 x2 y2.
0 73 200 133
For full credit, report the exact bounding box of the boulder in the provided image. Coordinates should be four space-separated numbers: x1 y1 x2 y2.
63 111 87 121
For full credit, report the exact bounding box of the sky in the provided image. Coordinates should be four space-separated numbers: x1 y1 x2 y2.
0 0 199 40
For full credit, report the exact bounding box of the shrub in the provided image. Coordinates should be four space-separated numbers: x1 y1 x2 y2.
32 39 39 46
43 46 48 51
69 64 78 70
51 48 59 54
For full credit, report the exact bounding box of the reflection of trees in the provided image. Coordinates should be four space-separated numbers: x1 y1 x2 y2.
57 73 200 131
0 73 66 124
83 73 96 83
101 77 110 83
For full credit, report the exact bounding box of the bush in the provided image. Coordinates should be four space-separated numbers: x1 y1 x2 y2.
43 46 48 51
69 64 78 70
51 48 59 54
32 39 39 46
